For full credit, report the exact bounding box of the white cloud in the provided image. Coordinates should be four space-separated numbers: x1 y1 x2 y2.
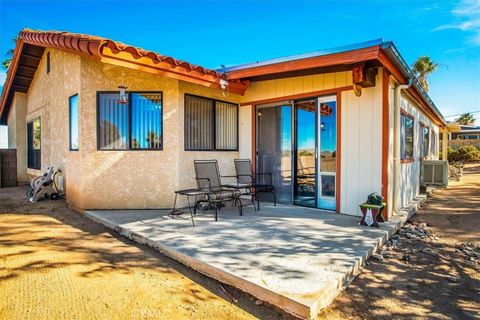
433 0 480 45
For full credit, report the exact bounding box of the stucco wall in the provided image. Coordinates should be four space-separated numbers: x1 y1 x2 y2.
7 92 28 183
64 57 245 209
238 105 252 159
19 49 81 183
177 81 242 191
68 58 180 209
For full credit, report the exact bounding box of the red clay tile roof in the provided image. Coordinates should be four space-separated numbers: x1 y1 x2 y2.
19 29 225 78
1 29 249 123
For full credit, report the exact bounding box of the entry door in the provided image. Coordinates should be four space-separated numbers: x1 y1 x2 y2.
317 96 337 211
256 102 293 204
294 99 317 207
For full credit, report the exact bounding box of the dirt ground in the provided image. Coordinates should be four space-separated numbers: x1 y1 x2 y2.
1 165 479 320
0 187 282 320
322 163 480 320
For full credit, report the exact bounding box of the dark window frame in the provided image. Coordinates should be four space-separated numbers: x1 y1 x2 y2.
184 93 239 151
69 94 79 151
27 117 41 170
400 110 414 161
96 91 163 151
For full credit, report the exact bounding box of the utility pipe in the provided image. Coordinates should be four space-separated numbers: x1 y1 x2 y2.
393 79 413 215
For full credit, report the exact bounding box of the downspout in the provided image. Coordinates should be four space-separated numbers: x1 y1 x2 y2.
393 79 413 215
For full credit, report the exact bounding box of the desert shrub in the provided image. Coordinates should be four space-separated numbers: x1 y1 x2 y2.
448 145 480 163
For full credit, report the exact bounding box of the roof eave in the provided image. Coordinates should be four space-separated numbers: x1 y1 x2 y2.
0 37 25 125
225 44 382 80
380 42 447 126
0 29 249 123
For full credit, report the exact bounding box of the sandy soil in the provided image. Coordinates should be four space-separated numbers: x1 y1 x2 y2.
1 165 479 320
321 163 480 320
0 187 282 320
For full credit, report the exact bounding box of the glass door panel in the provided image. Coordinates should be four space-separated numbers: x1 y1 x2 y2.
294 99 316 207
317 96 337 211
256 103 292 204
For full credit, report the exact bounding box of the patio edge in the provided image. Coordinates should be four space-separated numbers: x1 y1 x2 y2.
83 193 430 320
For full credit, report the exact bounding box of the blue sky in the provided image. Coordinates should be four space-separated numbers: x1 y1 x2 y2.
0 0 479 130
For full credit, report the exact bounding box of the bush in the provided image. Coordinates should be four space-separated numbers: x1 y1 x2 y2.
448 145 480 163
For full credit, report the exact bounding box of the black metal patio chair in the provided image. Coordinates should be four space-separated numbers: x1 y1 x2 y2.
234 159 276 210
193 160 242 221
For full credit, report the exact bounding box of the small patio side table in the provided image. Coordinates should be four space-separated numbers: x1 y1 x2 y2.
359 202 387 228
170 188 208 227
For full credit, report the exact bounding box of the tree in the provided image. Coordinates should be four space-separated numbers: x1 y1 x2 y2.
455 112 476 126
412 56 438 92
2 37 18 70
146 131 162 149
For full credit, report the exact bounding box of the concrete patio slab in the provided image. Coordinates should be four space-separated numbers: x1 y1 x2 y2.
85 204 410 319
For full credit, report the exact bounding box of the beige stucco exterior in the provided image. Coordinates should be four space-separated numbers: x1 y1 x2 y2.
6 48 441 215
7 49 243 209
7 92 27 183
70 57 245 209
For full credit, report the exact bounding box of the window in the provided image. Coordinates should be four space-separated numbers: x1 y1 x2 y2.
400 112 414 160
27 117 41 169
97 92 162 150
184 94 238 151
69 94 79 150
422 125 430 158
431 131 437 157
458 134 479 140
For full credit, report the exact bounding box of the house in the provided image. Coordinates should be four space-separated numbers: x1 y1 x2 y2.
445 124 480 150
451 125 480 140
0 29 448 218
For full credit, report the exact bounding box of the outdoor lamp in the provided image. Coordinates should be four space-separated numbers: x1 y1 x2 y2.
118 85 128 104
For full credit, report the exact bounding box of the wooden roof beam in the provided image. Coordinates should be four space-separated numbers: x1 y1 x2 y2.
227 46 381 80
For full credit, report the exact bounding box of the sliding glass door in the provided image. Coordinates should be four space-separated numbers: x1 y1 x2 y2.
255 95 337 211
256 102 293 203
317 96 337 211
294 99 317 207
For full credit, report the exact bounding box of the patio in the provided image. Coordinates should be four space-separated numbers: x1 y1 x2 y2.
85 204 409 319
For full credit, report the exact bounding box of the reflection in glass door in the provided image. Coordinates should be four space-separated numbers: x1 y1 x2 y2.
294 99 317 207
256 103 292 204
256 95 337 211
317 96 337 211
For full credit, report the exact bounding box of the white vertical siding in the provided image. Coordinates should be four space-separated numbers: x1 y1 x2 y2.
242 71 352 103
398 93 440 209
340 73 383 216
